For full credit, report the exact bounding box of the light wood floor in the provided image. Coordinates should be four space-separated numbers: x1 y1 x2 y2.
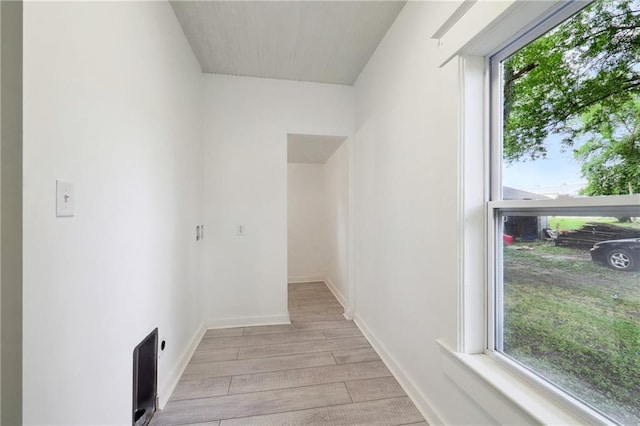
151 282 426 425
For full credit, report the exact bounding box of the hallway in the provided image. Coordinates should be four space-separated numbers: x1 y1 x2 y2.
151 282 426 425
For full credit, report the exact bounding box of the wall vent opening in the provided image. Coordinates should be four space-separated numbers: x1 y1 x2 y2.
132 328 158 426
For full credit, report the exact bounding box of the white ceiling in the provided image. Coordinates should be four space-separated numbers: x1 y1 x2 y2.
170 1 406 85
288 134 346 163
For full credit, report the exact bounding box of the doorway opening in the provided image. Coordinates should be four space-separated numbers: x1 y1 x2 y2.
286 134 351 318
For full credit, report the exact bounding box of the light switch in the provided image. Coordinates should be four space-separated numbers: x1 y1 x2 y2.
56 180 74 217
236 224 245 236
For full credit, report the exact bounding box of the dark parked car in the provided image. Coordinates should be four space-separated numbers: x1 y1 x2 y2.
590 238 640 271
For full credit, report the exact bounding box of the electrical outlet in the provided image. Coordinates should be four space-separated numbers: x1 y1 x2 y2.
236 224 245 236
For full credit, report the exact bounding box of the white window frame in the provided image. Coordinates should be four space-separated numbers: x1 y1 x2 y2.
485 1 640 423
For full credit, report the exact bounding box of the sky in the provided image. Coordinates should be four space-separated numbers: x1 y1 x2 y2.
503 134 587 196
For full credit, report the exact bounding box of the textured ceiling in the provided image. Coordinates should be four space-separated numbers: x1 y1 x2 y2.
170 1 406 85
287 134 346 164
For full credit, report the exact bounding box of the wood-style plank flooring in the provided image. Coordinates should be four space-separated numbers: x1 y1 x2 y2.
151 282 426 425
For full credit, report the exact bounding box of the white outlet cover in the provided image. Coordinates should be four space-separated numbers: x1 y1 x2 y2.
56 180 74 217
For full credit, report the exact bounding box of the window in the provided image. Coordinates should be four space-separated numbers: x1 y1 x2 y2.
489 1 640 424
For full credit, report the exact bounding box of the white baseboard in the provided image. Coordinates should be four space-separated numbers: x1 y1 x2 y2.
287 275 325 284
205 313 291 329
353 312 444 425
324 276 347 309
157 321 206 409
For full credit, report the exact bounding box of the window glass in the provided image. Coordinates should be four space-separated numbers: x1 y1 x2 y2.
498 213 640 424
492 0 640 423
500 0 640 201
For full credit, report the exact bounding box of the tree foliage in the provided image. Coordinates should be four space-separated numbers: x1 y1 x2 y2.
574 99 640 195
503 0 640 195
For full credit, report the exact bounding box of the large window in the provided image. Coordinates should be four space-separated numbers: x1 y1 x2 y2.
489 1 640 424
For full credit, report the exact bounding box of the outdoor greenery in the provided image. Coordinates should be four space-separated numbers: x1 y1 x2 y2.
549 216 640 231
503 0 640 196
503 242 640 423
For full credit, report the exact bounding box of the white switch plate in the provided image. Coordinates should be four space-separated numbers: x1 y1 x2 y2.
236 224 245 236
56 180 74 217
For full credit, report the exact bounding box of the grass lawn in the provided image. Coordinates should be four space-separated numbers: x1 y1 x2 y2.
503 242 639 424
549 216 640 232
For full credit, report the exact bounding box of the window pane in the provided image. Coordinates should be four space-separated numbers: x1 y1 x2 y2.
499 214 640 424
500 0 640 201
493 0 640 421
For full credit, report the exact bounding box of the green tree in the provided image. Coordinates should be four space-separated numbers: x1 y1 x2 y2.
574 99 640 195
503 0 640 194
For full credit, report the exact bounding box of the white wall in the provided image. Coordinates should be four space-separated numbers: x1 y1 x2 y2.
23 2 203 424
287 163 327 283
352 1 570 423
202 74 353 327
352 2 497 424
324 143 349 305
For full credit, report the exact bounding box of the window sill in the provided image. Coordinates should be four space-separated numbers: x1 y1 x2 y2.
436 339 613 425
